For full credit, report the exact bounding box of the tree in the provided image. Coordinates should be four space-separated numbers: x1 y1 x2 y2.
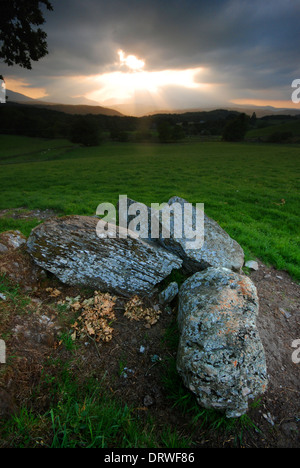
0 0 53 70
172 123 185 141
70 117 102 147
157 121 174 143
250 112 257 125
222 113 249 142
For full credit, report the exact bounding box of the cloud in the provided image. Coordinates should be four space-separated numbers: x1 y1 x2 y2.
2 0 299 113
4 77 48 100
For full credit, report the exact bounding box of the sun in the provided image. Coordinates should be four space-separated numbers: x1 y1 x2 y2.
118 50 145 71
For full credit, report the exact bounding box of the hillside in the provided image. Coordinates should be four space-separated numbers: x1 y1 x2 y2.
246 119 300 141
29 103 123 117
6 89 123 117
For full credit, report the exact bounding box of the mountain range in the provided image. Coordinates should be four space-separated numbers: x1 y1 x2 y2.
5 89 300 118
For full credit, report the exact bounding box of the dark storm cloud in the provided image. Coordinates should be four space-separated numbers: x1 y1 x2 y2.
2 0 299 106
39 0 300 77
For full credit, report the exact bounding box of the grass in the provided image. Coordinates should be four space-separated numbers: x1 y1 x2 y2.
1 135 298 448
0 273 30 311
1 360 192 448
0 136 73 163
0 135 299 280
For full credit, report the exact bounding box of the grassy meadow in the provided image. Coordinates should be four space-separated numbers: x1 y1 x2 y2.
0 134 299 447
0 135 299 280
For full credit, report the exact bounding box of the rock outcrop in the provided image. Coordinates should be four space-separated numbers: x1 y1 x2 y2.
27 215 182 296
176 267 268 418
24 199 268 419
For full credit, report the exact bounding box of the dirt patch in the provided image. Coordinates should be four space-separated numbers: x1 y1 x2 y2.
0 248 46 290
248 261 300 447
0 247 299 447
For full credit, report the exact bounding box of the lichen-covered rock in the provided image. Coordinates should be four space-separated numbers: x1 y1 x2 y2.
158 281 179 305
27 216 182 296
118 196 244 273
158 197 244 273
0 230 26 253
177 267 268 418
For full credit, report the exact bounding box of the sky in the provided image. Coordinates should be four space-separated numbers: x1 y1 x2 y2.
1 0 300 116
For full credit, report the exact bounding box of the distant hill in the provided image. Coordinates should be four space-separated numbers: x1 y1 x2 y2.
112 101 300 118
6 89 36 103
225 105 300 118
145 106 300 119
27 102 124 117
6 89 123 117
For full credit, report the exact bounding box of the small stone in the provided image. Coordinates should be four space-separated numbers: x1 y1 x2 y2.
158 282 179 305
279 308 291 319
0 231 26 250
245 260 259 271
263 412 275 426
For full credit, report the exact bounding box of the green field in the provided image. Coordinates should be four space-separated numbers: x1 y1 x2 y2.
0 135 299 280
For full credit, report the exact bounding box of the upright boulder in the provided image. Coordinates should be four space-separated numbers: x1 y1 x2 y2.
158 197 244 273
27 216 182 296
177 267 268 418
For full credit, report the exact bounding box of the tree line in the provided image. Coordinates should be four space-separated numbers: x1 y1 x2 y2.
0 102 256 145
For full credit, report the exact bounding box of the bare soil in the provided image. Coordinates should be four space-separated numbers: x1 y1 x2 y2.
0 217 299 448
